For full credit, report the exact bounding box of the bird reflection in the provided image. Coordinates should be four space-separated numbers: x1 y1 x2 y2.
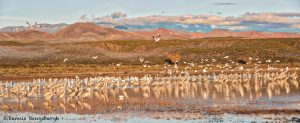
0 70 298 113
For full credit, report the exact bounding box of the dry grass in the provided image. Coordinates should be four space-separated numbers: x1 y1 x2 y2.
0 37 299 77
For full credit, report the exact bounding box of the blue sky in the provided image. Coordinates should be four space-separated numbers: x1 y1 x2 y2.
1 0 300 32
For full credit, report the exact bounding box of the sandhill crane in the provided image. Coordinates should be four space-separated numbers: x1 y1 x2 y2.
69 103 78 112
118 95 125 100
63 58 68 63
82 102 91 110
139 57 145 62
26 100 34 110
92 56 98 59
13 28 20 32
59 101 66 113
153 35 161 42
1 104 10 111
116 63 121 67
26 21 31 27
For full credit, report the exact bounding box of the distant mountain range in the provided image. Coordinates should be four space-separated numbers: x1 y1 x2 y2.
1 22 300 41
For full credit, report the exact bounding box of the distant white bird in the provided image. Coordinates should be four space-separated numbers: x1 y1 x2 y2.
26 21 40 29
118 95 125 100
212 59 216 62
92 56 98 59
63 58 68 63
13 28 19 31
152 35 161 42
239 66 244 70
249 57 253 60
224 56 229 59
266 59 272 63
139 57 145 62
116 63 121 67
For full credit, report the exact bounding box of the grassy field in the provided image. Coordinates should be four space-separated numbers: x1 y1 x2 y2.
0 37 299 78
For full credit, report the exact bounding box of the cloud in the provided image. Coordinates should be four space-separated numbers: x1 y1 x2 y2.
80 12 300 32
237 12 300 24
110 12 127 19
79 14 89 22
0 16 26 21
95 12 300 26
214 3 236 5
273 13 300 17
221 25 248 31
291 24 300 28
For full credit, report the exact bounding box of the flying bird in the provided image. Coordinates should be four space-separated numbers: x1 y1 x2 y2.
139 57 144 62
63 58 68 63
92 56 98 59
116 63 121 67
152 35 161 42
26 21 31 26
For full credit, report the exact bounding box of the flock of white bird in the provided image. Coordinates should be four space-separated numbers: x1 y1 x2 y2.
13 21 42 32
0 56 299 113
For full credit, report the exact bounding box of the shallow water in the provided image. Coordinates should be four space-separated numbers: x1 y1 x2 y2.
0 71 299 122
1 111 298 123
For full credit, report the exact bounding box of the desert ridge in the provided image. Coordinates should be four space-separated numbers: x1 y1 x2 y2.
1 22 300 41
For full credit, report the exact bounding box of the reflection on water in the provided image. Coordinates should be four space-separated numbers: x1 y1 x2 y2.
0 71 299 114
1 111 295 123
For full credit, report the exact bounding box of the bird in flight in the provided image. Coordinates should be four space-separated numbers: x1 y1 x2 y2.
152 35 161 42
63 58 68 63
26 21 40 28
92 56 98 59
139 57 144 62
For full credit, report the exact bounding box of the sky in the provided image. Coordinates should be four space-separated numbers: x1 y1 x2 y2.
1 0 300 32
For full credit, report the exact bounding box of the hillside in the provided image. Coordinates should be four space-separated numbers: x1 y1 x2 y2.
1 22 300 41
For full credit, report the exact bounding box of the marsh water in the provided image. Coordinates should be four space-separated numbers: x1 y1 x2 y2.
0 71 299 122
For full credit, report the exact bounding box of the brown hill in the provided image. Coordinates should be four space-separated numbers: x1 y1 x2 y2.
202 29 300 38
0 32 14 41
204 29 239 37
265 32 300 38
131 28 188 39
9 30 53 40
55 22 131 39
1 22 300 41
238 31 266 38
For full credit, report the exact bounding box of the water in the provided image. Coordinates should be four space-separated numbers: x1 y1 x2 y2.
0 71 299 122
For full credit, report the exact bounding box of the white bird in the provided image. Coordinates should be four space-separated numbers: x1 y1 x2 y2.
239 66 244 71
118 95 125 100
152 35 161 42
139 57 145 62
266 59 272 63
26 21 35 29
63 58 68 63
34 22 41 28
92 56 98 59
13 28 20 31
116 63 121 67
